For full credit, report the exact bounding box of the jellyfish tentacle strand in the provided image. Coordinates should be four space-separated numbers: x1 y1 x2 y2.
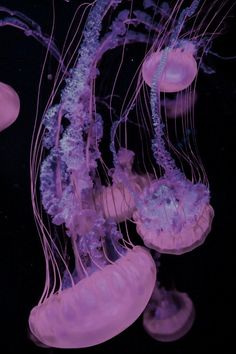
0 6 66 72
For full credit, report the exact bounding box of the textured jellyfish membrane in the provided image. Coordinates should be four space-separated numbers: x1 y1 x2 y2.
143 285 195 342
0 82 20 132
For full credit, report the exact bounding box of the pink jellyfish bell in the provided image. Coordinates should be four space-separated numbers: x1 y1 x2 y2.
133 177 214 255
143 286 195 342
29 246 156 348
142 43 197 93
0 82 20 132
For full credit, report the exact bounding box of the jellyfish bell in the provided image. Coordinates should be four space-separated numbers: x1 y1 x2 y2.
29 246 156 348
95 174 153 223
0 82 20 132
95 183 135 222
95 148 154 223
142 44 198 93
133 177 214 254
143 286 195 342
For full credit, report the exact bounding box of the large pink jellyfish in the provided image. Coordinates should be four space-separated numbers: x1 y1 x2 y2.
0 82 20 132
29 246 156 348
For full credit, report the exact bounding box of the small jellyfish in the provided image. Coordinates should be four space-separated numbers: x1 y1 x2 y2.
142 43 198 93
0 82 20 132
143 285 195 342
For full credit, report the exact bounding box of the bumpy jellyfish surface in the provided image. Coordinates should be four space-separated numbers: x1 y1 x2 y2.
29 246 156 348
142 47 197 93
143 287 195 342
0 82 20 132
133 177 214 254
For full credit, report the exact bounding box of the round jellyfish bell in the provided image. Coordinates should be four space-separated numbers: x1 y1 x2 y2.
0 82 20 132
143 286 195 342
29 246 156 348
133 177 214 254
142 45 197 93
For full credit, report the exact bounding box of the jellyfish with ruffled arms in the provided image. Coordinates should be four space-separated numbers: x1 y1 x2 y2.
132 0 218 254
27 0 158 348
108 0 228 255
107 0 233 255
